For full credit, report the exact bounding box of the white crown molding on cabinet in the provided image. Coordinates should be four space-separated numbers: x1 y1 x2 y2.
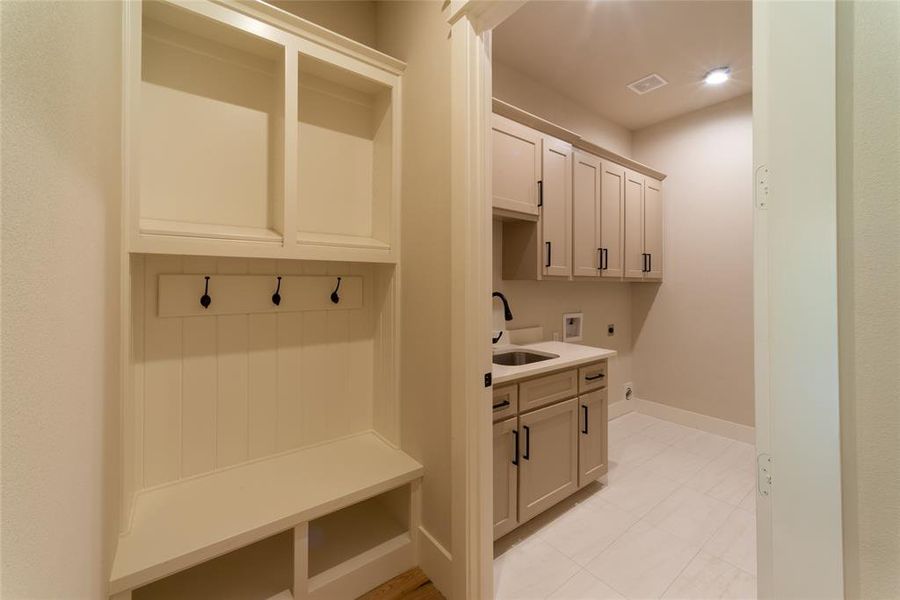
493 98 667 181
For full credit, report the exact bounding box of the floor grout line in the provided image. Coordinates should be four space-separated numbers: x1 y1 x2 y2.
497 413 758 600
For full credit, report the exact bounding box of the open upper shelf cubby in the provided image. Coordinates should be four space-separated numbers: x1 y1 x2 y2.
138 1 285 246
296 54 395 257
126 0 404 263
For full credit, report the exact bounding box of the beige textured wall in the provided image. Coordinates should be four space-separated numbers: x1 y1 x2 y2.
492 222 634 405
493 61 633 157
0 1 122 597
375 0 453 553
837 2 900 597
631 95 754 426
268 0 376 47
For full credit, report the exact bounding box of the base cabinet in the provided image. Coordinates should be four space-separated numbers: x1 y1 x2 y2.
493 418 519 540
578 389 609 487
518 399 579 523
493 361 609 542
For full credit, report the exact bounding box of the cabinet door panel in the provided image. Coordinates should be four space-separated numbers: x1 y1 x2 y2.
578 390 608 487
600 161 626 278
572 151 601 277
541 138 572 277
624 170 645 279
519 399 578 522
644 178 663 280
492 114 541 216
493 417 519 540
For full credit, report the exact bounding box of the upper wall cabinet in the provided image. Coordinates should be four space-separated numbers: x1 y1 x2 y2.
492 114 542 218
624 170 663 281
500 133 573 280
494 101 664 282
572 152 625 278
541 138 573 277
125 0 403 263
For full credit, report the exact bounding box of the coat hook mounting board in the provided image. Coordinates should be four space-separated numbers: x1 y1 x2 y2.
157 274 363 318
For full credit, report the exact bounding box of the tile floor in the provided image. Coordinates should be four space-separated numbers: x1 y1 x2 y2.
494 412 757 600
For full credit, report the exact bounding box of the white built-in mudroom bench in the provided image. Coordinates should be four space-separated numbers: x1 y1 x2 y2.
112 1 417 598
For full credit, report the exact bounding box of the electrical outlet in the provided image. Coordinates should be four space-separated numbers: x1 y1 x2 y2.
623 382 634 402
607 323 615 336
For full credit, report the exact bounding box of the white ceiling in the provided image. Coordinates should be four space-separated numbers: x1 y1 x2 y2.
493 0 752 130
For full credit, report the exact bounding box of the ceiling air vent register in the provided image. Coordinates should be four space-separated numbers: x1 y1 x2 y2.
627 73 669 95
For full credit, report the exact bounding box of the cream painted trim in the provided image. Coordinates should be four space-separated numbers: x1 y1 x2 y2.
445 0 527 32
448 13 493 600
220 0 406 74
632 398 756 444
754 2 843 598
418 526 453 599
607 399 636 421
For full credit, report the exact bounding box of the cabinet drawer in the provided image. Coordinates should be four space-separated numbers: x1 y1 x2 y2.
519 369 578 412
492 385 518 422
578 362 607 393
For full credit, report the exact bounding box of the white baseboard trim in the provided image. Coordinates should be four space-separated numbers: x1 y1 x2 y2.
417 526 452 598
633 397 756 444
608 399 637 420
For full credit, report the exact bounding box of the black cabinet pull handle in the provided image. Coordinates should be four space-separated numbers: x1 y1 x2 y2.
523 425 531 460
603 248 609 270
642 253 649 272
545 242 552 268
585 373 605 381
648 253 652 273
582 405 589 434
597 248 602 270
537 180 543 207
493 399 510 410
512 429 519 466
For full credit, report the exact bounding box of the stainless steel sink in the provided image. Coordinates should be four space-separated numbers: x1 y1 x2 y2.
492 350 559 366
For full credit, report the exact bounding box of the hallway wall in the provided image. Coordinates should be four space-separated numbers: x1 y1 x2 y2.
1 1 123 596
837 1 900 597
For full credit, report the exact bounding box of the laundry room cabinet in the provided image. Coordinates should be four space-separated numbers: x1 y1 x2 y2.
493 100 664 282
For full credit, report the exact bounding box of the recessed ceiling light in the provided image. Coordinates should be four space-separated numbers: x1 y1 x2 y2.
704 67 731 85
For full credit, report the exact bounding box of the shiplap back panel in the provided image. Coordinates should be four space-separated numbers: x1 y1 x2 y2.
134 254 382 489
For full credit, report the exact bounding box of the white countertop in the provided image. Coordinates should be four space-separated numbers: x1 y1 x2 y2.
492 341 616 385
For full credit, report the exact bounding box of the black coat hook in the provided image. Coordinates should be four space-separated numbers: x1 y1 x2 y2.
330 277 342 304
200 276 211 309
272 276 282 306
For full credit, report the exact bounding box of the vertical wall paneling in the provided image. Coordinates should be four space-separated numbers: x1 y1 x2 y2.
143 255 183 486
347 262 374 433
300 260 329 446
133 255 388 493
247 260 279 459
126 255 146 529
373 265 399 444
181 256 218 476
326 262 351 441
216 259 250 468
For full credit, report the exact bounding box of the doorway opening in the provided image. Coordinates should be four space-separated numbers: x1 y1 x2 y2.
487 3 758 598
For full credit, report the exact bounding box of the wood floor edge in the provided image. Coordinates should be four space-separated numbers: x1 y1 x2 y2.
357 567 445 600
